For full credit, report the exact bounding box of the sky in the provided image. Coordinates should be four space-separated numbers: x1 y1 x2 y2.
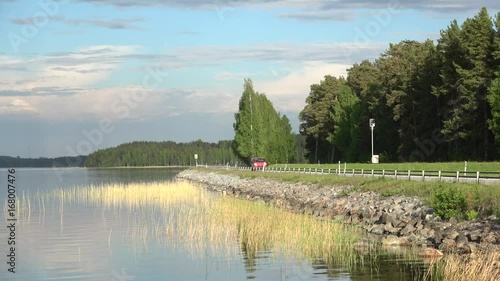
1 0 499 158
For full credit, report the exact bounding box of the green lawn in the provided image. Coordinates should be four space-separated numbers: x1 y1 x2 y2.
270 162 500 172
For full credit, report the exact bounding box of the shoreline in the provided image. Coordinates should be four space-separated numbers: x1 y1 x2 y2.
177 169 499 254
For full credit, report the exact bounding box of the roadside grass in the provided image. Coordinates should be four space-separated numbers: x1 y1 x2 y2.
200 168 500 219
270 162 500 173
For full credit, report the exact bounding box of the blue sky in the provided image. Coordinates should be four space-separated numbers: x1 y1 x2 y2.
1 0 499 157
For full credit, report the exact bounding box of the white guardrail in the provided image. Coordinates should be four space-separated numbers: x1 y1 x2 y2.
199 165 500 185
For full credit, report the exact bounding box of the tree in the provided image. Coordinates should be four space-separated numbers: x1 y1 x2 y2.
84 140 236 167
488 75 500 148
378 40 440 161
488 12 500 150
435 8 496 160
233 79 258 160
329 85 362 162
233 79 296 164
299 75 344 163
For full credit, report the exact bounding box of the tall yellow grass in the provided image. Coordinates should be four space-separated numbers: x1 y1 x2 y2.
12 180 499 279
427 251 500 281
13 181 367 268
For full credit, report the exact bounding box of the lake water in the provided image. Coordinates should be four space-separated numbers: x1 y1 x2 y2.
0 168 429 281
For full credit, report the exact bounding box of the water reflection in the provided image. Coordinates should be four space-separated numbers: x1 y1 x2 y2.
1 169 433 281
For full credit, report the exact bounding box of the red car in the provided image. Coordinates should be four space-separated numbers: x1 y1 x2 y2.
250 157 267 171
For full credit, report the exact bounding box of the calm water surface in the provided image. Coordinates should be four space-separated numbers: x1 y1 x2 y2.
0 168 428 281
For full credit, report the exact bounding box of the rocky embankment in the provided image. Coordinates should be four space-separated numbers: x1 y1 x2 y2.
177 169 500 253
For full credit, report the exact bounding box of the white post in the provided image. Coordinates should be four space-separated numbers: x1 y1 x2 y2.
338 161 341 175
476 171 480 184
422 170 425 181
370 118 375 163
371 126 374 161
439 170 442 181
456 171 460 182
408 170 411 180
464 161 467 177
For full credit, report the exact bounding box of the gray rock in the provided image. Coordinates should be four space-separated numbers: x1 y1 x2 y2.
370 225 384 235
439 238 456 252
382 235 408 246
444 229 459 240
467 230 482 243
178 169 500 252
455 233 468 247
400 224 416 236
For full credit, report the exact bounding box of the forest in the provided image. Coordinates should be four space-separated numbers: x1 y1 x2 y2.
84 140 237 167
0 156 87 168
300 7 500 163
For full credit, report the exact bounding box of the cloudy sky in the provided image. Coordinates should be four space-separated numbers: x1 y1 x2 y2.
1 0 499 157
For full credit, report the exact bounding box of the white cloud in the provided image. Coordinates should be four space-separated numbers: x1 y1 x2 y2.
0 42 385 121
0 86 241 121
71 0 500 13
0 45 139 91
254 62 350 112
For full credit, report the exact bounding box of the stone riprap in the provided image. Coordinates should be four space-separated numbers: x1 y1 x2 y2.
177 169 499 253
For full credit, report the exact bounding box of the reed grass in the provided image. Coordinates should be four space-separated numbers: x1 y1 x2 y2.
426 251 500 281
7 180 499 280
13 181 370 269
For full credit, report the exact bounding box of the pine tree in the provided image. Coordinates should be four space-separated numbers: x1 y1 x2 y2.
329 84 362 162
299 75 344 163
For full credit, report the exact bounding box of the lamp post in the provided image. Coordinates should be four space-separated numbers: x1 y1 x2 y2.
369 119 375 163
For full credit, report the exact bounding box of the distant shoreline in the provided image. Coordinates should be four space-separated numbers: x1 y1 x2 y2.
0 155 87 168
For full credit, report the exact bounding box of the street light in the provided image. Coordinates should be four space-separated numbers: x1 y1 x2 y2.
369 119 377 163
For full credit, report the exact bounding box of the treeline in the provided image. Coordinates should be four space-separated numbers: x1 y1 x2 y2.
0 156 87 167
84 140 237 167
233 79 297 164
300 7 500 163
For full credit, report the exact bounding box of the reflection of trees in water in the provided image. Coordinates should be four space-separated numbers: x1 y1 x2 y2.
315 252 429 281
240 241 258 279
290 250 430 281
24 181 434 281
240 241 274 279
